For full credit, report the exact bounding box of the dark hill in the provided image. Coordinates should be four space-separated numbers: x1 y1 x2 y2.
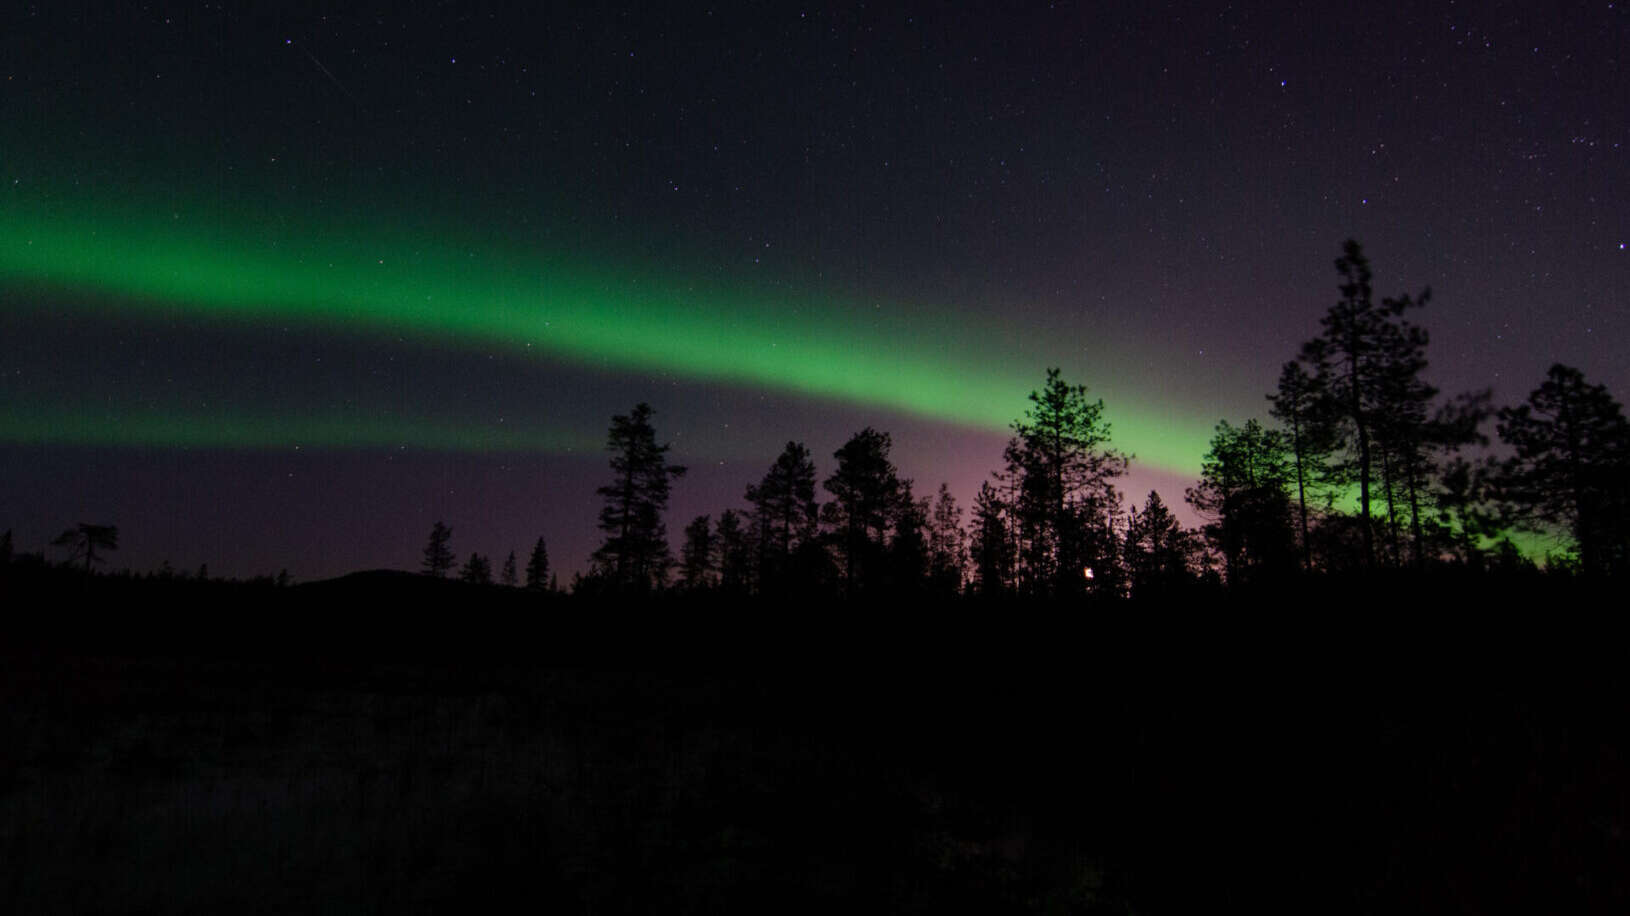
3 566 1627 913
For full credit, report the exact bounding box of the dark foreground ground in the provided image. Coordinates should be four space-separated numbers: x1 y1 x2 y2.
3 568 1627 913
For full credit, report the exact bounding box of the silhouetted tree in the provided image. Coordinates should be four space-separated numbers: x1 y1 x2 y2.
1365 314 1492 570
1491 536 1540 575
591 402 688 592
422 521 455 577
1186 420 1297 586
1362 318 1428 565
745 441 820 593
884 481 930 594
0 529 11 566
1269 360 1334 570
197 563 209 582
822 427 906 595
52 523 119 573
1002 368 1128 597
1123 491 1197 599
1408 390 1496 564
1497 364 1630 576
525 536 550 590
500 550 518 586
715 508 754 594
680 514 717 591
1431 454 1502 568
1298 240 1430 568
969 481 1014 597
460 552 492 584
927 482 967 597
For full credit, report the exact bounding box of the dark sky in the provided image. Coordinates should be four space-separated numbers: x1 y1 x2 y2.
3 1 1625 581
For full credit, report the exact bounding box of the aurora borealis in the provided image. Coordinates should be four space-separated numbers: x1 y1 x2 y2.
0 192 1211 467
4 3 1625 579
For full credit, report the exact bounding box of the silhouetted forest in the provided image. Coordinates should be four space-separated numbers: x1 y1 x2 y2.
7 241 1625 597
442 241 1624 599
4 241 1628 912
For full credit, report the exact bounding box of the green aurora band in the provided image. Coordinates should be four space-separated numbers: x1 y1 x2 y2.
1 196 1213 470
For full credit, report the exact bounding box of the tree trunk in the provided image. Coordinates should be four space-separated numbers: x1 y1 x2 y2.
1404 452 1424 569
1290 414 1310 572
1349 350 1376 569
1378 443 1400 567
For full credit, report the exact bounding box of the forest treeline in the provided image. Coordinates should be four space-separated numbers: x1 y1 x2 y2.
412 240 1630 601
5 240 1626 599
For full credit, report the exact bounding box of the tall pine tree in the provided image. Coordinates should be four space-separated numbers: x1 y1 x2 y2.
1298 240 1429 569
1123 490 1197 600
525 536 550 590
822 427 905 595
969 481 1013 597
592 403 687 592
459 552 492 585
1185 419 1297 586
680 514 717 591
745 441 819 593
1002 368 1128 597
1268 360 1332 571
927 483 967 597
715 508 754 594
421 521 454 577
884 481 931 594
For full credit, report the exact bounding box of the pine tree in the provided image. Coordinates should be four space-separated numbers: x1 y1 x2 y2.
591 403 687 592
885 481 930 594
1002 368 1128 597
1497 364 1630 576
745 441 819 593
1380 319 1433 565
927 482 967 596
422 521 455 577
1432 454 1502 568
1123 491 1197 600
1412 390 1495 564
500 550 518 587
1269 360 1333 570
460 552 492 584
822 427 906 595
1298 240 1430 568
969 481 1013 597
525 537 550 590
680 514 717 591
715 508 754 594
1185 419 1297 586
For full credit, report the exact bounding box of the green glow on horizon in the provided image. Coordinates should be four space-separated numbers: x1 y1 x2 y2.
0 196 1215 471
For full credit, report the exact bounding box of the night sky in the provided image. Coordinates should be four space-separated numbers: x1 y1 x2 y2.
3 2 1626 581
